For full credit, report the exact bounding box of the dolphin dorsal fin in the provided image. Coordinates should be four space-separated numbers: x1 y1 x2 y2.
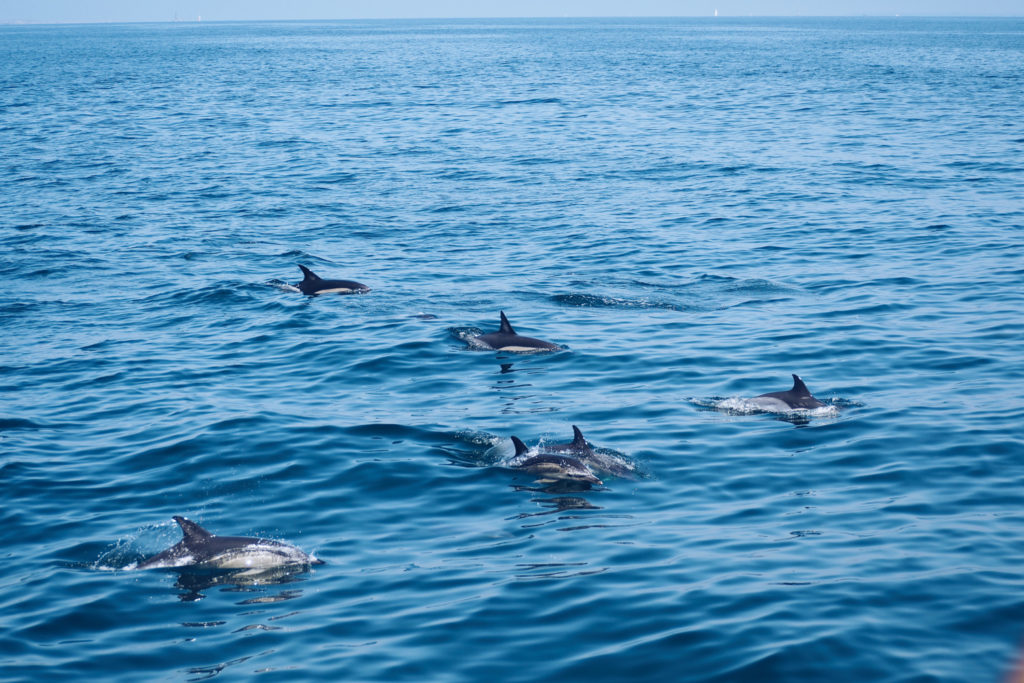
571 425 587 448
791 374 810 394
298 264 320 282
511 435 529 457
499 311 516 335
174 516 213 548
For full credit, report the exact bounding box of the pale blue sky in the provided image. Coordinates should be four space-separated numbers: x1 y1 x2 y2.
1 0 1021 24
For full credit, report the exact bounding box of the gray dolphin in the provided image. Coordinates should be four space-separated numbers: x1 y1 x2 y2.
543 425 638 480
544 425 592 457
749 374 826 410
137 516 323 570
296 264 370 295
510 435 601 485
475 311 560 352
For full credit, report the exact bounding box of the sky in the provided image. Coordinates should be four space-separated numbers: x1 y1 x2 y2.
1 0 1021 24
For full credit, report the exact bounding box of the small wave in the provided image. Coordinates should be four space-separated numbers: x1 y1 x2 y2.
140 283 257 307
696 273 735 283
268 280 301 293
724 297 793 309
88 516 202 571
441 430 509 467
0 417 52 430
496 97 562 105
312 171 357 185
509 156 558 166
722 278 798 294
487 438 523 468
514 562 606 580
93 537 149 571
428 203 471 213
448 326 485 346
550 293 690 312
343 423 440 441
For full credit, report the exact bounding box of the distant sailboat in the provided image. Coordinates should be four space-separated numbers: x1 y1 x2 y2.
714 9 719 17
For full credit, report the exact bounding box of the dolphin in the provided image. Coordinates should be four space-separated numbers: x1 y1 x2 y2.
137 516 323 570
544 425 592 457
509 435 601 485
542 425 638 480
295 264 370 295
749 374 826 410
475 311 560 352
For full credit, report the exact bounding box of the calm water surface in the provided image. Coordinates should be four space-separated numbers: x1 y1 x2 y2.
1 17 1023 682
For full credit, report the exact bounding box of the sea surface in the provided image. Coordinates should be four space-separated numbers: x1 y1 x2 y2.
1 16 1023 682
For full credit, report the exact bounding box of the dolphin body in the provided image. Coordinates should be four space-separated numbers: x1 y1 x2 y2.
748 374 826 410
137 516 323 570
509 435 601 485
475 312 560 352
296 264 370 295
543 425 637 480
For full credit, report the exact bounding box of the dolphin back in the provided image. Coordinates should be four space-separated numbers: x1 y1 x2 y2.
475 311 560 351
295 264 369 295
754 374 825 409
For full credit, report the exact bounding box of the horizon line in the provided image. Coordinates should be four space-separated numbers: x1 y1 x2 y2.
2 13 1023 27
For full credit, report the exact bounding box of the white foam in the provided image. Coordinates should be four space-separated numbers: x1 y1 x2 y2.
136 553 195 570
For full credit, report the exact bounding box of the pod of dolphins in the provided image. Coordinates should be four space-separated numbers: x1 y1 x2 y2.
135 264 831 573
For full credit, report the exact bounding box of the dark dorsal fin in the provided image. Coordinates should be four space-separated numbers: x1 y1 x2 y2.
791 374 810 394
173 516 213 548
510 435 529 457
571 425 587 448
298 264 320 282
499 311 516 335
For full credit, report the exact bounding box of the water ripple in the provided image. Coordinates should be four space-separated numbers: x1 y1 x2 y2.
1 16 1022 683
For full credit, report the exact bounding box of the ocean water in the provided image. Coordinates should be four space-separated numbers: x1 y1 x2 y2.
1 16 1023 682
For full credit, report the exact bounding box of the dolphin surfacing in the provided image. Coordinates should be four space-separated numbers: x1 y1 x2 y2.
544 425 591 456
542 425 638 480
137 516 322 570
475 311 560 352
749 374 826 410
509 435 601 485
296 264 370 296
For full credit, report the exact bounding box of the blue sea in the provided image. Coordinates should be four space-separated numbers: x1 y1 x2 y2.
2 16 1023 682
